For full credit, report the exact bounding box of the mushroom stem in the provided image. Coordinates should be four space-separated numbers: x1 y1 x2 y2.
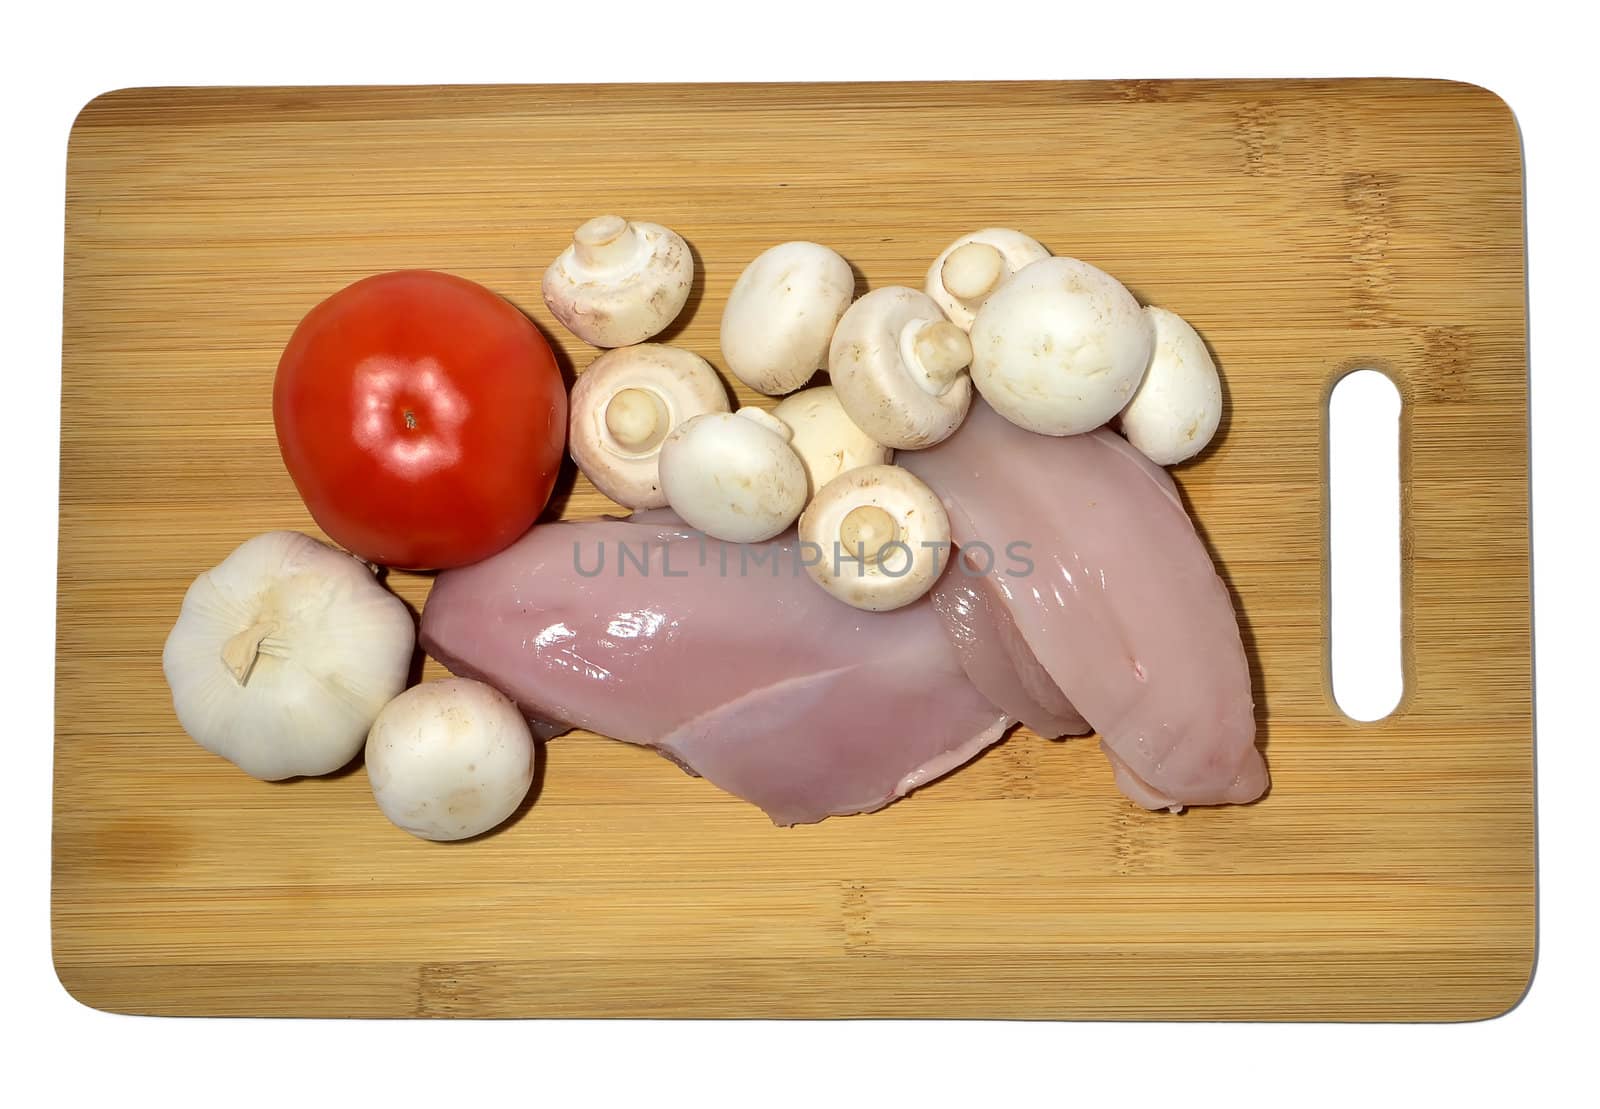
908 319 974 396
604 387 671 452
735 406 794 442
572 215 642 270
941 242 1006 305
221 621 274 686
838 505 899 564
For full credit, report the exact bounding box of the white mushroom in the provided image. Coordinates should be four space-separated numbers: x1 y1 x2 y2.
925 228 1050 331
798 465 952 612
658 407 808 542
720 241 854 395
828 286 973 450
365 678 537 842
568 344 730 508
542 215 694 348
969 256 1155 437
1118 306 1224 465
772 385 892 496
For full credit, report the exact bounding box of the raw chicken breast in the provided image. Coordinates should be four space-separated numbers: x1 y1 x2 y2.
420 514 1012 825
931 567 1089 739
901 398 1267 810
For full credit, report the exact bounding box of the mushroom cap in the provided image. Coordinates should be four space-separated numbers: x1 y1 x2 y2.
969 256 1155 437
720 241 854 395
365 678 536 842
1118 306 1223 465
828 286 973 450
925 228 1051 331
568 344 731 509
772 385 892 496
542 216 694 348
658 408 809 543
798 464 952 612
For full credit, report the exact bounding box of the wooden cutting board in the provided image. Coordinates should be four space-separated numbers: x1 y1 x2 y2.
53 80 1533 1020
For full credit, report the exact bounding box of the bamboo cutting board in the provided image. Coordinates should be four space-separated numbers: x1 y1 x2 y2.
53 80 1533 1020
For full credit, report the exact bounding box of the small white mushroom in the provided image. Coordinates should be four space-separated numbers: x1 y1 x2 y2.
828 286 974 450
772 385 892 496
969 256 1155 437
365 678 537 842
720 241 854 395
925 228 1050 331
798 465 952 612
568 344 730 508
542 215 694 348
1118 306 1224 465
658 407 808 543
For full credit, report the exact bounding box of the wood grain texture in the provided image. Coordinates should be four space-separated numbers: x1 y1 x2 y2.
53 80 1533 1020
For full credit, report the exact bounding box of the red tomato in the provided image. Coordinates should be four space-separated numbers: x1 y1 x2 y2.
273 270 566 570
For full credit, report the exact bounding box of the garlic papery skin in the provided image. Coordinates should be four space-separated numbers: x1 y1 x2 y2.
162 531 416 780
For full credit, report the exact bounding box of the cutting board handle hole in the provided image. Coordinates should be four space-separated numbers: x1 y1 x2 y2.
1328 369 1403 721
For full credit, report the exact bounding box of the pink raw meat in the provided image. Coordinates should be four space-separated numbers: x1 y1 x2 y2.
931 568 1089 739
901 398 1267 810
420 514 1012 825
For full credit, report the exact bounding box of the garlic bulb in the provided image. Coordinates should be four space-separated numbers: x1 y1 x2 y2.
162 531 416 780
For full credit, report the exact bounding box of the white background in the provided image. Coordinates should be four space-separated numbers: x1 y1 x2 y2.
7 1 1593 1104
